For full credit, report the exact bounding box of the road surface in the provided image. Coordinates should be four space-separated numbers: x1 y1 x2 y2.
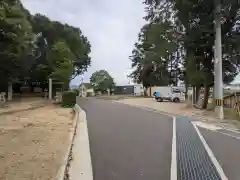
77 97 240 180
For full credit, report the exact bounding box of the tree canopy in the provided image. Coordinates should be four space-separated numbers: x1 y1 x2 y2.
130 0 240 108
31 14 91 80
49 41 74 90
0 0 91 91
90 70 115 93
0 0 33 89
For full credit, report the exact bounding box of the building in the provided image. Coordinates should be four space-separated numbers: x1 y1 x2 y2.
79 83 94 97
114 84 144 96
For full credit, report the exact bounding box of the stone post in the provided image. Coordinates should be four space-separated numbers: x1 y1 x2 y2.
49 78 52 100
8 82 12 101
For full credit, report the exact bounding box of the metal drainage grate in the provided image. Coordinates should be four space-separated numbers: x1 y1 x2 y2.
176 117 222 180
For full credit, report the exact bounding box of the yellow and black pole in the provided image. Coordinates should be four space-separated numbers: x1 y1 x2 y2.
215 99 223 107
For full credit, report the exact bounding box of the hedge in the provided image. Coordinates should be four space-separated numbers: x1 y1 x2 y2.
72 88 79 95
62 91 77 107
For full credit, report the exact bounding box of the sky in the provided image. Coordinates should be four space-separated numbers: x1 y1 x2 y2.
21 0 146 86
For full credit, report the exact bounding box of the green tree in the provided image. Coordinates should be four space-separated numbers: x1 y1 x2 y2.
0 1 92 95
27 34 51 85
30 14 91 80
129 6 179 93
49 41 74 90
144 0 240 108
90 70 115 93
0 0 33 90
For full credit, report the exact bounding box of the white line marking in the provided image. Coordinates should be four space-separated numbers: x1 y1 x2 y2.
217 131 240 140
193 121 240 140
171 117 177 180
192 121 222 131
192 122 228 180
220 127 240 134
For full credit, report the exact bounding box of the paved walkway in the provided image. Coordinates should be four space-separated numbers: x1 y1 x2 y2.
77 98 240 180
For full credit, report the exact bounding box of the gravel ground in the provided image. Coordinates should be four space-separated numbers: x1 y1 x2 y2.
0 104 74 180
118 98 240 129
0 98 48 115
118 98 187 114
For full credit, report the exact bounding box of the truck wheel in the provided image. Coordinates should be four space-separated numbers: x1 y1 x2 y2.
157 97 163 102
173 97 180 103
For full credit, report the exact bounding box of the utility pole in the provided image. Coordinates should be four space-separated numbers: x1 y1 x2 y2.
214 0 224 120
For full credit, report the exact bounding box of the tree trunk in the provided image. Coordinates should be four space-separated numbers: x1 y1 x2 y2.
169 54 172 85
196 85 201 103
175 47 180 86
208 88 215 110
144 87 148 96
193 86 196 104
185 82 188 99
202 83 210 109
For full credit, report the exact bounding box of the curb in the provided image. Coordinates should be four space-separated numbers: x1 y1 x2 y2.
56 104 93 180
56 104 79 180
68 104 93 180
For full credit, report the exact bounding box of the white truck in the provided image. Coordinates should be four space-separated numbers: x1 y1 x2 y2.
153 86 185 102
133 84 144 96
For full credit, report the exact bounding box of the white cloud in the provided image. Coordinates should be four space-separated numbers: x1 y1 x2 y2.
21 0 145 85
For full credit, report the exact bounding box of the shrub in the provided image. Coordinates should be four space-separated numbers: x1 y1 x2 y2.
62 91 77 107
72 88 79 95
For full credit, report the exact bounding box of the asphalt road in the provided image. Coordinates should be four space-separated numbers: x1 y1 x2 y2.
77 98 173 180
77 97 240 180
200 128 240 180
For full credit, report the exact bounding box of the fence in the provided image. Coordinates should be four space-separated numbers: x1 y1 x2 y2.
234 102 240 116
223 92 240 116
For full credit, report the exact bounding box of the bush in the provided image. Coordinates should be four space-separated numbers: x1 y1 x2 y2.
62 91 77 107
72 88 79 95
